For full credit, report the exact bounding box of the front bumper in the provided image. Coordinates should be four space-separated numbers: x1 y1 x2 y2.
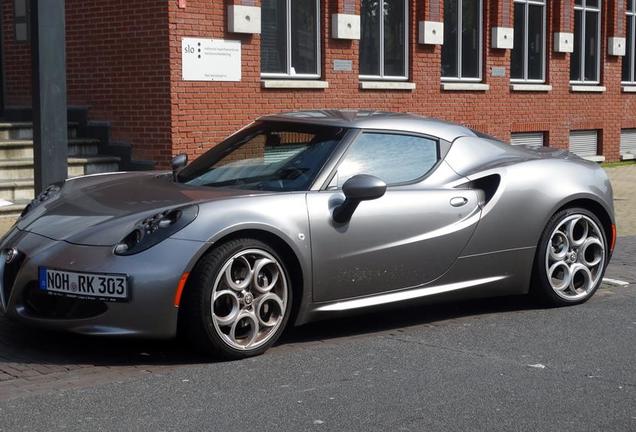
0 227 205 338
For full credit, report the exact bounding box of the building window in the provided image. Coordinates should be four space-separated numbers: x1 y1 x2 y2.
14 0 30 42
623 0 636 84
261 0 320 78
571 0 601 84
511 0 546 82
441 0 483 81
360 0 408 80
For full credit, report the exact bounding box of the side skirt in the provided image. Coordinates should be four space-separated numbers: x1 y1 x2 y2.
295 246 535 325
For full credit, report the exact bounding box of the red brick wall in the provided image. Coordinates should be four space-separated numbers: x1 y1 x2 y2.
2 0 171 162
3 1 635 164
168 0 636 163
2 0 31 105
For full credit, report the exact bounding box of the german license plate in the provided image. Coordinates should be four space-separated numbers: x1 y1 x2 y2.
39 267 129 302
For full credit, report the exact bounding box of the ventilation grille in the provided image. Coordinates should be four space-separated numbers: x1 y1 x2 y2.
511 132 544 148
620 129 636 156
569 130 598 157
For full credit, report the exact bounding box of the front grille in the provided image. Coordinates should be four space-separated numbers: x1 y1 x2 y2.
2 251 25 307
22 282 108 319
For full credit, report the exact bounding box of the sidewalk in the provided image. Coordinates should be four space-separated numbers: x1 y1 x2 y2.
0 164 634 236
605 164 636 237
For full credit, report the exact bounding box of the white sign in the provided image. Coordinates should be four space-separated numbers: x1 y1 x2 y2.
182 38 241 82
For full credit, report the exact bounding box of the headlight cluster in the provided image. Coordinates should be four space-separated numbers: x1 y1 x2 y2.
114 205 198 256
20 184 63 218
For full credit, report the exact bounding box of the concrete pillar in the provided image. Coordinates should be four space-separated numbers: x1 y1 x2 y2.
31 0 68 194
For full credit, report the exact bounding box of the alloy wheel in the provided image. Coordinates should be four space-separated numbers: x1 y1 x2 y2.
544 214 606 301
210 249 288 351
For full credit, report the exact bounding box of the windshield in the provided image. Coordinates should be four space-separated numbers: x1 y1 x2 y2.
177 122 347 192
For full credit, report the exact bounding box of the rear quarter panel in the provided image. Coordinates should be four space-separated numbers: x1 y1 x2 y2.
451 156 614 256
437 138 613 297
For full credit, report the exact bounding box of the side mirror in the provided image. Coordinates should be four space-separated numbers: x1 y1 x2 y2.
171 153 188 181
332 174 387 224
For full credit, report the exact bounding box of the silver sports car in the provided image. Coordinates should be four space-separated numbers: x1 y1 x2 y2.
0 110 615 359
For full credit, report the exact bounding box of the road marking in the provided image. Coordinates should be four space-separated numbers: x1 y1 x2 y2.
528 363 546 369
602 278 630 287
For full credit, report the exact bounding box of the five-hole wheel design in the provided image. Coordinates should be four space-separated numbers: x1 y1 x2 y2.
181 238 293 360
534 208 608 305
211 249 288 351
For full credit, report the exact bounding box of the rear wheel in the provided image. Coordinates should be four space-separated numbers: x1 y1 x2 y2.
181 238 292 360
532 208 608 306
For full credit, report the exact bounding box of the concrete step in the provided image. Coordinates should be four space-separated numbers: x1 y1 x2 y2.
0 122 78 140
0 179 35 201
0 156 121 181
0 199 31 218
0 138 100 159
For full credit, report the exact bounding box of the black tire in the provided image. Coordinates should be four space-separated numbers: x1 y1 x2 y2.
531 207 609 306
180 238 293 360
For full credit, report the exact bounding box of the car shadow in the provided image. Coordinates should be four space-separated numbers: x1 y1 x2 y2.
0 294 540 368
280 294 539 346
0 318 209 367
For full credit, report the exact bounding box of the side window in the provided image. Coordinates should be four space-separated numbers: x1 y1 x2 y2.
332 133 439 187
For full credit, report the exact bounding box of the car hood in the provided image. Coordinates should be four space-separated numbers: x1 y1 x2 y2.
17 171 268 246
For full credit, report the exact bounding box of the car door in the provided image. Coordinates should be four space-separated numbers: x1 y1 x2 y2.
307 131 482 302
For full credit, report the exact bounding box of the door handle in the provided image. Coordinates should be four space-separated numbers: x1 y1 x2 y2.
450 197 469 207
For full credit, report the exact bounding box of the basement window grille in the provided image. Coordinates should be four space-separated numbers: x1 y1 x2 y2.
510 132 545 148
569 130 599 157
620 129 636 158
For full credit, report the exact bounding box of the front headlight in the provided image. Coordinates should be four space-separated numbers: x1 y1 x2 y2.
114 205 199 256
20 183 63 218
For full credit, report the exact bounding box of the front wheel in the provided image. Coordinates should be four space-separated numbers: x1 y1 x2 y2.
181 239 292 360
532 208 608 306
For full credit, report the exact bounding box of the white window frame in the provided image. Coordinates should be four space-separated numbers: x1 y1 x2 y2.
622 1 636 84
570 0 602 85
359 0 409 82
441 0 484 82
510 0 547 83
261 0 321 79
14 0 30 43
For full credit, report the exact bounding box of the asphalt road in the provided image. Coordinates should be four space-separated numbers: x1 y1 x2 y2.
0 238 635 432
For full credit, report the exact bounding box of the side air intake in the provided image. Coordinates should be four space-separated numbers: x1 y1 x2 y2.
456 174 501 206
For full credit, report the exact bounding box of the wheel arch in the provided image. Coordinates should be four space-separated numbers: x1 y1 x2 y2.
177 228 306 329
552 197 615 255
